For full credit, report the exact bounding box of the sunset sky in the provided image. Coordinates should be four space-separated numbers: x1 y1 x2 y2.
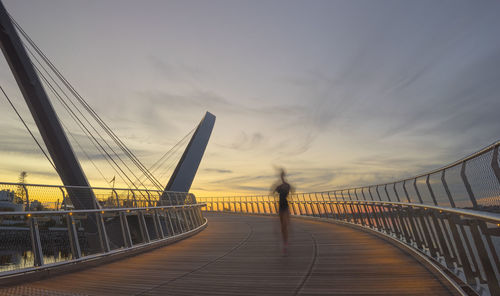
1 0 500 197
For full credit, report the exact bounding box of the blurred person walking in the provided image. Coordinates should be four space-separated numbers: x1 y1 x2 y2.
273 169 293 255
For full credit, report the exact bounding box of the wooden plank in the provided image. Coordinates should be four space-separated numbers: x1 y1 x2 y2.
0 213 459 295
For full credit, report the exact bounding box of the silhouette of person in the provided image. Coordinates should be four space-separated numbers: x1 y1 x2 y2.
273 169 292 254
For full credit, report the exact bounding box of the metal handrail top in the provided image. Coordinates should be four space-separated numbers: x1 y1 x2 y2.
0 181 189 193
298 200 500 223
199 140 500 198
0 202 207 216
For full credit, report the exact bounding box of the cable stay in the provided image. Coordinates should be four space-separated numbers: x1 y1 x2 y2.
5 13 210 195
9 14 167 190
0 85 57 171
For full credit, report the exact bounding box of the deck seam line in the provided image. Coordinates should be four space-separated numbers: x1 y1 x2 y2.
294 231 318 295
134 221 254 296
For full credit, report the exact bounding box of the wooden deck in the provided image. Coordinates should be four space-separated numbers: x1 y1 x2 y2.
0 213 460 295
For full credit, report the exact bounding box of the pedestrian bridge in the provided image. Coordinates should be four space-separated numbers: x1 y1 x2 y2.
0 213 461 296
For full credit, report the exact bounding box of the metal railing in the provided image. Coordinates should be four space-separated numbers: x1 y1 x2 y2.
0 182 196 211
200 140 500 212
0 201 206 276
199 141 500 295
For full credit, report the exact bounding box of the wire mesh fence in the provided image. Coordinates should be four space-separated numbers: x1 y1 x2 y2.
0 183 196 212
0 203 206 276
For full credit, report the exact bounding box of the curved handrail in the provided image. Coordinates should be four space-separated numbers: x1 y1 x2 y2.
0 202 207 278
0 182 197 210
198 140 500 212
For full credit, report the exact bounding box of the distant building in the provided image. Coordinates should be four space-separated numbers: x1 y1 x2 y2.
0 190 24 212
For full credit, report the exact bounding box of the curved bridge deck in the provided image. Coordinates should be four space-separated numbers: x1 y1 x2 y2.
1 213 459 295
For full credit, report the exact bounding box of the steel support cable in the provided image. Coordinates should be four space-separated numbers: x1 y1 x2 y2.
147 127 195 175
154 139 189 182
23 46 133 189
156 142 190 181
34 67 140 191
134 130 192 187
0 85 57 171
25 47 139 190
60 120 122 188
148 140 188 187
18 30 162 191
30 60 144 191
136 127 195 186
10 16 164 190
153 129 194 176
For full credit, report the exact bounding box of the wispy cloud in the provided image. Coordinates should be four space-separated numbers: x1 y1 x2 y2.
203 168 233 174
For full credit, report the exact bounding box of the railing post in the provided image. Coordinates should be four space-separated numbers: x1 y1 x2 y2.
402 181 411 203
362 203 373 228
384 184 391 201
447 214 475 285
369 203 381 230
146 191 152 207
326 193 336 219
320 193 329 218
29 216 44 266
66 214 81 259
395 206 410 242
96 212 110 253
113 189 119 207
355 203 365 226
59 187 67 211
346 191 357 223
131 190 137 207
413 178 424 203
429 211 454 268
194 206 202 226
417 209 438 258
387 205 401 238
119 211 133 247
469 219 500 295
296 200 302 216
182 206 193 230
376 186 382 201
154 209 164 239
441 170 456 208
23 184 30 211
392 183 401 202
138 211 150 243
166 209 176 235
176 209 186 232
198 206 205 225
334 201 342 220
406 207 423 250
375 204 390 233
368 187 375 201
492 145 500 185
461 161 478 208
425 175 438 205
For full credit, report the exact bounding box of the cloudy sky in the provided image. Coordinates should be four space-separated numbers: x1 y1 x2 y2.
1 0 500 196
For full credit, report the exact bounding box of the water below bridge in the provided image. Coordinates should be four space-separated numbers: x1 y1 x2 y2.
0 213 460 295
